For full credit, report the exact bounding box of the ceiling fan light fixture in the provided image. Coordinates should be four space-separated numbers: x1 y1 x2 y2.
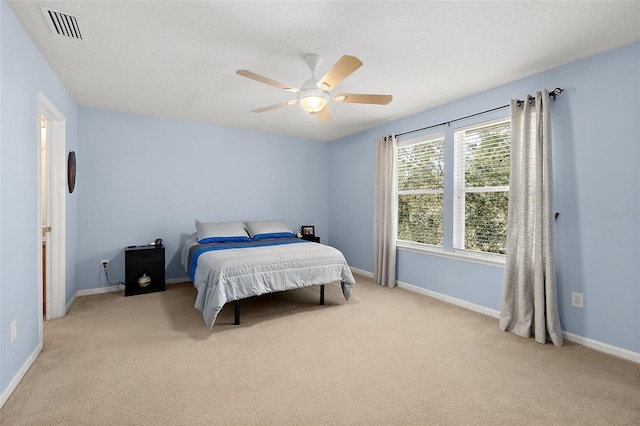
237 53 392 122
298 90 329 113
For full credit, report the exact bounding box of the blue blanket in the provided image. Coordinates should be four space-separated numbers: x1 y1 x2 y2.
188 238 309 282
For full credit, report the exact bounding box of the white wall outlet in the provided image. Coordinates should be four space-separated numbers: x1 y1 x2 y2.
571 292 584 308
101 259 109 270
10 319 17 342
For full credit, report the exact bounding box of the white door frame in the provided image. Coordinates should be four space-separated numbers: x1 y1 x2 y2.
37 92 66 332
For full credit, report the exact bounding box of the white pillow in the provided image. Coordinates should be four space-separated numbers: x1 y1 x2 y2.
195 220 250 243
244 219 294 240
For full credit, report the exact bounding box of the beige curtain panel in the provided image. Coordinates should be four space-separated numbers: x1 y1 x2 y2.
373 134 397 288
499 90 563 346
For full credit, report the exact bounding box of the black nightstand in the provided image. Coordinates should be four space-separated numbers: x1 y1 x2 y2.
302 236 320 243
124 245 165 296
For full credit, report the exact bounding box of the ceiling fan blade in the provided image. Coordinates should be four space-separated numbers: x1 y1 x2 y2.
251 100 297 113
332 93 392 105
316 106 334 123
236 70 299 92
317 55 363 90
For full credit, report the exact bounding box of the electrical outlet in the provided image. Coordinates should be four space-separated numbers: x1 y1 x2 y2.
101 259 109 270
10 319 17 342
571 292 583 308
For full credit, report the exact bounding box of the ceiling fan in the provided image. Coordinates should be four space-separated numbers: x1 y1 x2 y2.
236 54 392 123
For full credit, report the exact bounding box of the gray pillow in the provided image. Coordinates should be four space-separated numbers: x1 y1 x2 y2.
244 219 294 240
195 220 250 244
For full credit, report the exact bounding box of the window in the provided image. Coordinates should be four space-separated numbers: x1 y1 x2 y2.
397 133 445 246
395 117 511 263
454 119 510 255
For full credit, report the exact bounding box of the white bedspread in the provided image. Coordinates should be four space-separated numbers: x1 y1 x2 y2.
183 238 355 328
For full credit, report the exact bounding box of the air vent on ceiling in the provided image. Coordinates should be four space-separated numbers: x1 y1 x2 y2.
41 7 84 40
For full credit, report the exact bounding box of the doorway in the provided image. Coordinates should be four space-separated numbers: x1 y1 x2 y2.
40 116 49 320
37 92 66 338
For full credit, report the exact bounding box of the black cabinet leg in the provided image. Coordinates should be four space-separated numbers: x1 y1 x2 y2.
234 300 240 325
320 284 325 305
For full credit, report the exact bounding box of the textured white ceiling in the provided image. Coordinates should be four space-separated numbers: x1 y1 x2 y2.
8 1 640 142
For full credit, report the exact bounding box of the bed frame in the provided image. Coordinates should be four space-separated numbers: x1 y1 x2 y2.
233 284 325 325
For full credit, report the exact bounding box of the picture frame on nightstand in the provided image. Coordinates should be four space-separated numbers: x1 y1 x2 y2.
301 225 319 243
301 225 315 237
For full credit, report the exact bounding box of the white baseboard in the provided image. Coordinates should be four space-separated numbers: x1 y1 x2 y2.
563 331 640 364
65 293 77 314
0 341 43 410
354 268 639 364
66 278 189 314
76 285 121 297
350 267 373 278
166 277 190 284
76 277 188 298
396 279 501 319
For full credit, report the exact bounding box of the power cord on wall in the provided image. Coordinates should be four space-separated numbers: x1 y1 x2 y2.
102 268 125 291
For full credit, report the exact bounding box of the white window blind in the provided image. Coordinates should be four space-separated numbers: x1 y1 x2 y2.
454 119 510 255
397 133 445 246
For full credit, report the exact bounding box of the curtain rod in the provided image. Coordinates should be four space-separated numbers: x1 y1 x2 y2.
395 87 564 138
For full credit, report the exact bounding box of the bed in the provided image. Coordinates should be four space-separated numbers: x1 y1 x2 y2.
180 219 356 328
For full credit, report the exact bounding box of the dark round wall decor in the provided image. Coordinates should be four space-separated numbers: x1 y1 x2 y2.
67 151 76 193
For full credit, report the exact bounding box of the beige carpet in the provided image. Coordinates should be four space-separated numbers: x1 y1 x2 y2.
1 273 639 425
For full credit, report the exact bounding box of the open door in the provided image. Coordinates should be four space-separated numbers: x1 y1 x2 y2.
40 116 49 320
37 93 66 338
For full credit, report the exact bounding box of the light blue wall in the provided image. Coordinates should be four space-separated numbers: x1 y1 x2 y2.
1 0 638 403
329 42 640 354
76 108 329 289
0 0 78 395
